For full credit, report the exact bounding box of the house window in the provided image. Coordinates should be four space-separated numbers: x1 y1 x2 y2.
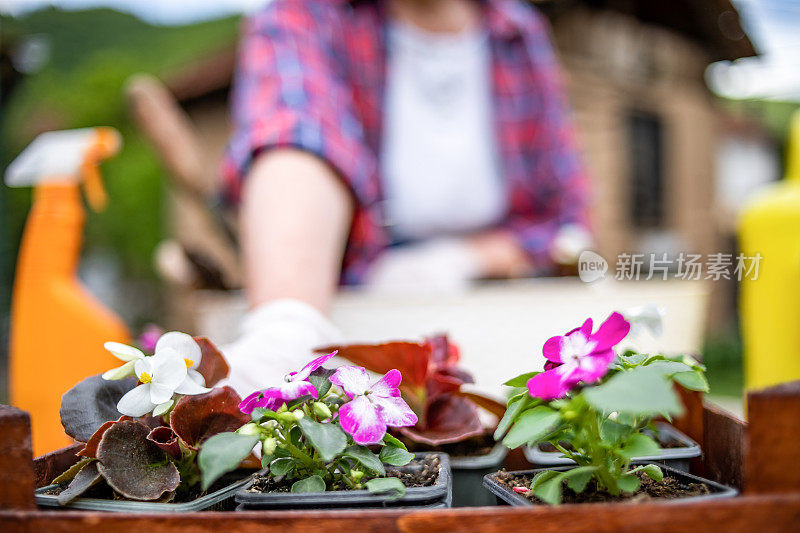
628 111 664 227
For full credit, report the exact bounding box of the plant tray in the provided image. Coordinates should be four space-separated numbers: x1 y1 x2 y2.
35 471 254 513
235 453 451 510
483 461 737 506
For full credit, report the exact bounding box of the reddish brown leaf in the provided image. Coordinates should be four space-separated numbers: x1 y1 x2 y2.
77 416 131 458
193 336 230 386
400 396 485 446
170 386 248 448
147 426 181 459
454 390 508 420
316 341 430 391
96 420 180 501
318 336 489 446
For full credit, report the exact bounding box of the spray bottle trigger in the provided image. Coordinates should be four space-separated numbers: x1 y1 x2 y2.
79 127 121 211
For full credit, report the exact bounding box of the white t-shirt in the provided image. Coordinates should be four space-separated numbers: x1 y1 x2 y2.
380 21 507 243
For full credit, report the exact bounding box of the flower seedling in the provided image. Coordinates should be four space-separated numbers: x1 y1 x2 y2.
54 331 247 504
316 335 505 447
495 312 709 504
199 352 420 497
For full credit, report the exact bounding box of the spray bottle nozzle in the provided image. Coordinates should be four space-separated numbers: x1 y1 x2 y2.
4 127 122 212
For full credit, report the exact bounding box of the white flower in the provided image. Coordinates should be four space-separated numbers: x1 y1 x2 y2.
102 342 145 380
155 331 207 389
116 347 210 417
102 331 208 392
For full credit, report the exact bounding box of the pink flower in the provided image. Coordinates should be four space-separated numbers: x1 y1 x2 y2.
239 351 337 414
527 312 631 400
137 324 164 354
330 366 418 445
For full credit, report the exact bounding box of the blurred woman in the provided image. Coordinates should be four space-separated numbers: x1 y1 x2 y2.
220 0 590 395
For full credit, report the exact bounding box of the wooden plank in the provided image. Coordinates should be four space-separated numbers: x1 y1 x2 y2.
745 381 800 494
673 388 704 446
1 495 799 533
0 405 34 509
397 494 800 533
0 509 408 533
672 388 706 476
703 403 745 490
32 443 83 488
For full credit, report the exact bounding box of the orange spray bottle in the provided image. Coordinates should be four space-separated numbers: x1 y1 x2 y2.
5 127 130 455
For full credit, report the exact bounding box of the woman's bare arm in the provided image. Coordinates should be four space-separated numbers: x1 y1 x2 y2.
240 149 354 313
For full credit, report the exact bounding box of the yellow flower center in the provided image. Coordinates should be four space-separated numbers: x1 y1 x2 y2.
140 372 153 384
184 358 194 368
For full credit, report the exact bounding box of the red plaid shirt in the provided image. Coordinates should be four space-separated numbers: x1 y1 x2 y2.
221 0 588 285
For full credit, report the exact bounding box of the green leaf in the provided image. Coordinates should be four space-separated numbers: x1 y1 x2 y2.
530 470 560 491
619 433 660 459
53 457 95 484
289 425 303 446
494 394 532 441
643 360 693 374
287 396 315 411
291 475 326 493
583 367 683 416
379 445 414 466
251 407 281 422
309 367 335 397
261 454 273 469
198 432 259 490
297 417 347 462
640 464 663 482
343 445 385 476
600 419 630 444
673 371 709 392
503 372 539 387
269 457 295 477
323 396 344 408
617 474 640 493
502 406 561 449
561 466 597 493
381 433 408 451
366 477 406 499
532 475 563 505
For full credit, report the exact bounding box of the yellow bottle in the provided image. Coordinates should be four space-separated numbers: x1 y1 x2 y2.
739 110 800 391
6 128 130 455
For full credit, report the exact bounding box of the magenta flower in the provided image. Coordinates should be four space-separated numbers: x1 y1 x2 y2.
330 366 418 445
527 312 631 400
239 351 337 414
137 324 164 354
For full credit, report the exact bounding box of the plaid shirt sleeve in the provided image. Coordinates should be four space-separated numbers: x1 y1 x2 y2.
219 1 378 206
504 8 589 272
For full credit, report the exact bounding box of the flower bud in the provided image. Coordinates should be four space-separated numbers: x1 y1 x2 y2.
312 402 332 419
292 409 305 420
262 437 277 456
277 411 297 423
237 423 261 436
351 469 364 482
277 403 288 413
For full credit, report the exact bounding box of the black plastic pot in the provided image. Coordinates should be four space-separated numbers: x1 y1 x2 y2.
483 462 738 506
524 423 701 472
450 443 507 507
235 452 451 510
35 470 254 512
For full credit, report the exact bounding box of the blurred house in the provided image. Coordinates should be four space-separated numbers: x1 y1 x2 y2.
136 0 768 329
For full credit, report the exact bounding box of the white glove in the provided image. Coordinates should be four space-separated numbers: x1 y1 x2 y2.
550 224 594 265
218 299 343 399
364 237 482 294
